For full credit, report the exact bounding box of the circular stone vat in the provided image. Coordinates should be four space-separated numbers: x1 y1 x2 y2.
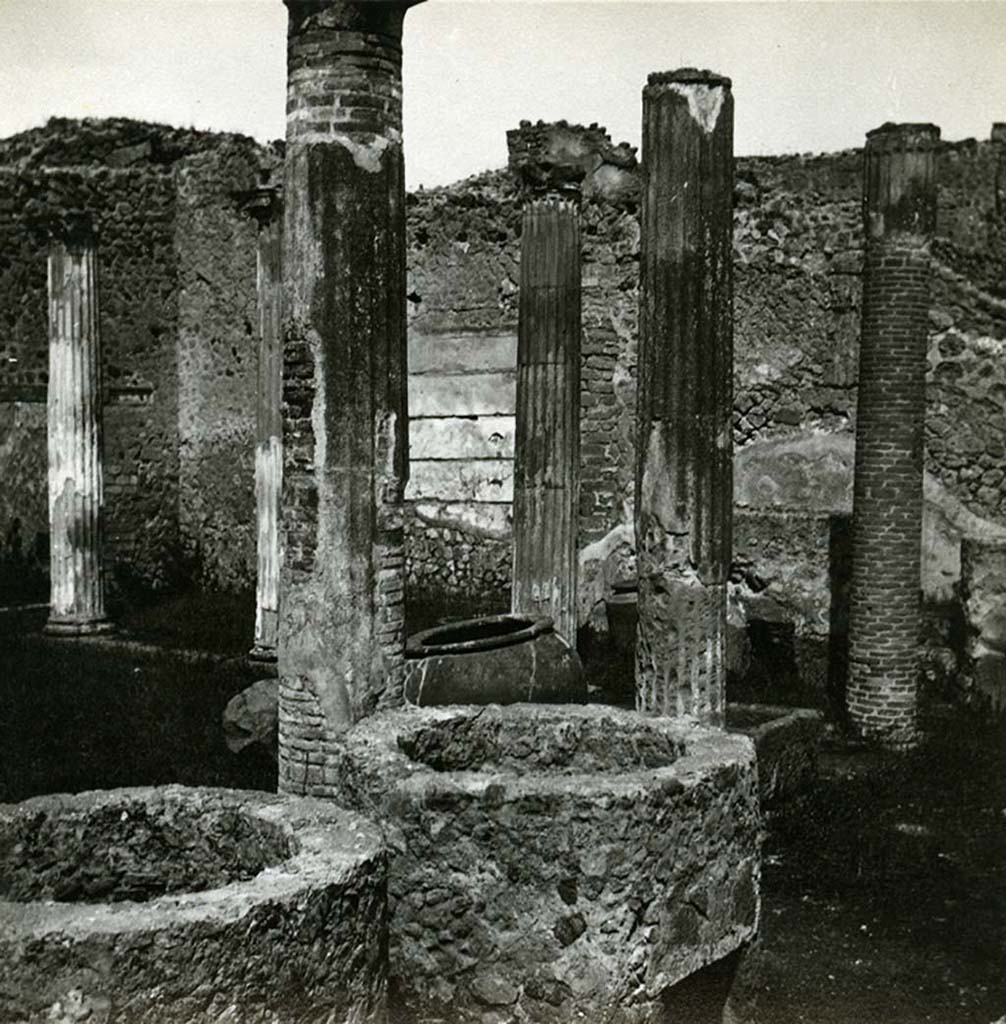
330 705 761 1023
404 613 585 706
0 785 387 1023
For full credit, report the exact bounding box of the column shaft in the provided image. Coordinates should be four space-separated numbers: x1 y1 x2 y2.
46 230 110 635
635 70 734 724
251 201 283 663
278 0 420 796
993 123 1006 219
512 195 581 645
847 122 939 747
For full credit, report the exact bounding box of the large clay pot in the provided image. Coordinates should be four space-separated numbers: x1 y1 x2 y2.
404 613 585 706
604 577 638 654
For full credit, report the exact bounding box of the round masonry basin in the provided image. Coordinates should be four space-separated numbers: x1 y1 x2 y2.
0 785 387 1024
404 613 586 706
331 704 761 1024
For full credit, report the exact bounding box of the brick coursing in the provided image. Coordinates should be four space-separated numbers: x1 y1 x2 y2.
847 241 932 742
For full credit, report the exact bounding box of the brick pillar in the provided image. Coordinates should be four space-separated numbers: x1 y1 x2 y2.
45 222 112 636
993 123 1006 219
278 0 422 796
847 122 939 747
245 188 283 665
635 69 733 724
508 127 583 646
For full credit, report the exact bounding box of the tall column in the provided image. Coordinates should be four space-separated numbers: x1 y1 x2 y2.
244 188 283 666
993 123 1006 219
279 0 422 797
45 222 111 636
635 69 734 724
508 128 582 647
847 123 939 747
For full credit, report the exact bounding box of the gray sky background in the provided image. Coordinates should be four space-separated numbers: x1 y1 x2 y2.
2 0 1004 189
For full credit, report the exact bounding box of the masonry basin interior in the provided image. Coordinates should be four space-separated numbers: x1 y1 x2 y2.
397 711 689 776
416 615 538 648
0 798 292 904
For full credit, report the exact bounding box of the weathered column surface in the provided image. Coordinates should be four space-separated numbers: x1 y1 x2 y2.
279 0 421 796
45 223 111 635
993 123 1006 219
635 69 734 724
847 122 939 747
245 188 283 665
508 126 582 646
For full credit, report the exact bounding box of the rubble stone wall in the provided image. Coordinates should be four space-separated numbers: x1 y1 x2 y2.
0 165 182 588
405 130 1006 649
0 120 272 595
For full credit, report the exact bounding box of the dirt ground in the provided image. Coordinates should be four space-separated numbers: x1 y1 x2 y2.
739 714 1006 1024
3 593 1005 1024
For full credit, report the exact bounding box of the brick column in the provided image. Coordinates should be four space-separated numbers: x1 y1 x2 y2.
847 122 939 747
508 127 582 646
635 69 733 724
243 188 283 666
45 222 112 636
278 0 422 796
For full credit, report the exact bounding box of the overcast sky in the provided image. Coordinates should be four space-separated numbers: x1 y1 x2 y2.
2 0 1004 189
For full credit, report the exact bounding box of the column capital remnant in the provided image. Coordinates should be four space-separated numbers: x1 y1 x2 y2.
863 121 940 240
506 120 587 198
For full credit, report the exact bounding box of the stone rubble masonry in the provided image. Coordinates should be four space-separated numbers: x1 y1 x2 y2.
636 70 734 722
174 144 262 593
329 705 761 1024
279 0 422 798
509 123 583 645
45 223 111 635
0 121 278 594
242 187 283 663
959 537 1006 714
0 786 389 1023
847 123 939 747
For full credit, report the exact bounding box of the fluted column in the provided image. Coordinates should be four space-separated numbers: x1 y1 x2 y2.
278 0 422 798
635 69 734 724
509 132 582 647
245 188 283 666
847 122 938 747
993 123 1006 219
45 222 111 636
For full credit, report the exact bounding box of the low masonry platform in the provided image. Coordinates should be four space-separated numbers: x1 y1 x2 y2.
330 703 762 1023
728 703 824 808
0 785 387 1023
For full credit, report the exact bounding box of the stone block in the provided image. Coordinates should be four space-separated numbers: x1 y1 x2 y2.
409 370 516 417
408 331 516 374
407 458 513 502
409 415 515 459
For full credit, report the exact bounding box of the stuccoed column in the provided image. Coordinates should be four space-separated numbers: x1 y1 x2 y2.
244 188 283 666
279 0 422 796
635 69 734 724
509 127 583 647
45 220 112 636
847 123 939 747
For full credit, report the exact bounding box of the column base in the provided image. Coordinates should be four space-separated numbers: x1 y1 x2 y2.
44 617 115 638
248 644 278 672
